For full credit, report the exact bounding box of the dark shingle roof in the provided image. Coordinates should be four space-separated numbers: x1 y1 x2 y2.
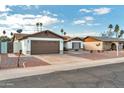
18 30 64 40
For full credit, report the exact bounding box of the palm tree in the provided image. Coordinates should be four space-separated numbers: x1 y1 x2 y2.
10 32 13 36
36 22 40 32
64 32 66 35
114 24 120 38
118 30 124 38
108 24 113 31
3 30 6 35
108 24 113 37
16 29 22 33
61 28 64 35
39 23 43 31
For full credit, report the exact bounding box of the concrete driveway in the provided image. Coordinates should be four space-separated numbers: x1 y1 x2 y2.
33 50 124 65
34 54 91 65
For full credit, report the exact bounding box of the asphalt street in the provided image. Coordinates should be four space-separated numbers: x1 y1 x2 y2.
1 62 124 88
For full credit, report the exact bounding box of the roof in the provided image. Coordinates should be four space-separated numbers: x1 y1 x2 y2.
19 30 64 40
83 36 124 42
64 36 83 42
63 36 71 40
12 33 30 41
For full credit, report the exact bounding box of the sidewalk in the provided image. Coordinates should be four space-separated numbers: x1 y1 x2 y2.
0 57 124 81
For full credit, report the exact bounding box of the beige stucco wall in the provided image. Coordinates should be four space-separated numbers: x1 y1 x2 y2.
84 41 124 51
84 41 103 50
103 42 122 50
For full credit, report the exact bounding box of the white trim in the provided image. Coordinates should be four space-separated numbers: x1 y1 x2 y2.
28 37 63 41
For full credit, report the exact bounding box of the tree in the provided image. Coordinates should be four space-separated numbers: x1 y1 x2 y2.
3 30 6 35
60 28 67 36
36 22 43 32
108 24 113 31
108 24 113 37
16 29 22 33
64 32 66 35
10 32 13 36
36 22 40 27
36 22 40 32
61 28 64 34
39 23 43 31
118 30 124 38
0 36 11 42
114 24 120 38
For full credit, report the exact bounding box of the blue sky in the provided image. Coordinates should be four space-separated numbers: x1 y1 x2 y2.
0 5 124 37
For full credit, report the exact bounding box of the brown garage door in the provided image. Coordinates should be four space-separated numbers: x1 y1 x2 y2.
31 40 59 54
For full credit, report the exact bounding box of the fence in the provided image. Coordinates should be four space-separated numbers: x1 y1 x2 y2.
0 41 13 54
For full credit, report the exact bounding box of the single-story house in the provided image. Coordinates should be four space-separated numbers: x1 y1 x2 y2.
64 36 83 51
83 36 124 51
13 30 64 55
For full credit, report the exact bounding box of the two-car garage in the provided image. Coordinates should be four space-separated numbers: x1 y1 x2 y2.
15 30 64 55
31 40 60 55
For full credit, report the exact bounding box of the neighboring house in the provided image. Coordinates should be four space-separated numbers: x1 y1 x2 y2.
13 30 64 55
83 36 124 51
64 36 83 51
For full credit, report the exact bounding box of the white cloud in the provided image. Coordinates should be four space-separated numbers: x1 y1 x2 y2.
73 16 101 26
0 14 63 26
79 7 111 15
73 16 96 25
61 20 64 23
67 30 100 37
0 5 11 12
42 10 58 17
81 30 100 36
0 13 64 35
18 5 39 10
37 15 62 26
79 9 91 13
93 23 101 26
73 20 86 25
86 23 101 26
84 16 94 21
93 7 111 15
